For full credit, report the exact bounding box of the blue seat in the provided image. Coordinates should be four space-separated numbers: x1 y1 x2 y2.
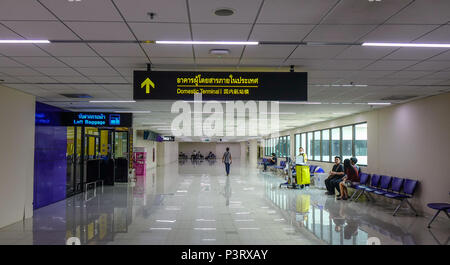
385 178 419 216
274 160 286 170
350 173 370 201
426 203 450 228
373 175 392 195
363 174 381 192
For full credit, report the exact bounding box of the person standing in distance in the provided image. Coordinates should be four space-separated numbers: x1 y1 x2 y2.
222 147 232 176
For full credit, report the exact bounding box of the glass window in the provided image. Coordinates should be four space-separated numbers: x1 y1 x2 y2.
331 128 340 159
342 125 353 161
295 134 300 157
301 133 306 156
314 131 321 160
322 129 330 162
355 123 367 165
307 132 313 160
287 135 290 158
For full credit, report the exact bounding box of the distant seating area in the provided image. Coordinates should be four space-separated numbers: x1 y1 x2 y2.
350 173 419 216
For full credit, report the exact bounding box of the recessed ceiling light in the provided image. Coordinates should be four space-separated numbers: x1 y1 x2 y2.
0 40 50 44
155 41 258 45
209 49 230 55
214 8 235 16
362 42 450 48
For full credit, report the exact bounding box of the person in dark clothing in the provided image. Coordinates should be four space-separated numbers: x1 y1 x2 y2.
222 147 232 176
324 156 344 195
264 153 277 171
337 159 360 200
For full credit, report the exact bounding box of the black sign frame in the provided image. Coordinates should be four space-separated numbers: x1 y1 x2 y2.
133 71 307 101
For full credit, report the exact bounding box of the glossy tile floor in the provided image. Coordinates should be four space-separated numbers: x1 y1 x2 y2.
0 159 448 245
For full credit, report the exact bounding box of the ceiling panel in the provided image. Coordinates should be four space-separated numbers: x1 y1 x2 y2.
348 70 394 79
249 24 314 42
258 0 339 24
387 0 450 25
385 71 432 79
285 59 373 70
0 57 25 67
113 0 188 23
36 43 97 57
12 75 57 83
89 76 128 83
104 56 149 67
361 25 438 43
144 44 193 58
34 67 81 76
149 57 195 65
189 0 262 24
364 60 420 71
2 21 79 40
12 57 67 68
66 22 134 41
75 67 119 76
336 46 397 60
195 58 239 65
406 61 450 71
40 0 122 21
0 45 49 56
191 24 252 41
129 22 191 40
414 25 450 43
0 24 22 39
0 0 56 21
242 45 296 59
304 25 376 43
0 67 43 76
290 45 349 59
384 48 447 60
428 51 450 61
239 58 284 66
322 0 411 25
51 76 92 83
57 57 110 67
90 43 146 57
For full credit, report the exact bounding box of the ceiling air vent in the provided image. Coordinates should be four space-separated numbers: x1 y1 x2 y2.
60 93 92 98
380 95 418 101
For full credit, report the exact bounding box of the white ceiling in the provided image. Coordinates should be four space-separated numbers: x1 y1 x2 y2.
0 0 449 141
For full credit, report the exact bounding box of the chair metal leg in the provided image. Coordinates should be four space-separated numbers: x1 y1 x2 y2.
349 190 359 201
444 210 450 219
427 210 441 228
393 199 404 216
405 199 418 216
353 190 363 202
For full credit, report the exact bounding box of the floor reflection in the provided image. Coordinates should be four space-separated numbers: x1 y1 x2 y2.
0 159 448 245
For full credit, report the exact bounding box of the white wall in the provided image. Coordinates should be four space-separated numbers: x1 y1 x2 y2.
265 92 450 216
0 85 35 228
179 142 241 159
156 141 179 166
133 130 158 170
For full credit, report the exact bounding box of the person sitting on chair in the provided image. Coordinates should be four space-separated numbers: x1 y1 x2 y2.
337 159 359 200
264 153 277 171
324 156 344 196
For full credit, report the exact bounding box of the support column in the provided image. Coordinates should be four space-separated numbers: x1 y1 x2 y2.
249 140 258 167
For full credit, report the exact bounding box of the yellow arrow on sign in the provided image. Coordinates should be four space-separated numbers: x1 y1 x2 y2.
141 78 155 94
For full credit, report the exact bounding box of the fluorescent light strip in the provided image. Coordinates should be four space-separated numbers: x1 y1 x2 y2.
368 102 391 105
115 111 151 113
0 40 50 44
156 41 258 45
363 42 450 48
89 100 135 103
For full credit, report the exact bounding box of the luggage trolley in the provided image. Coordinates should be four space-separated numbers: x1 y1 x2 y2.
279 157 299 189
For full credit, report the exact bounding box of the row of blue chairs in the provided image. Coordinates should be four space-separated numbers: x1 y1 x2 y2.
350 173 419 216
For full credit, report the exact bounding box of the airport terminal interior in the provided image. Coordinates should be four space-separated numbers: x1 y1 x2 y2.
0 0 449 245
